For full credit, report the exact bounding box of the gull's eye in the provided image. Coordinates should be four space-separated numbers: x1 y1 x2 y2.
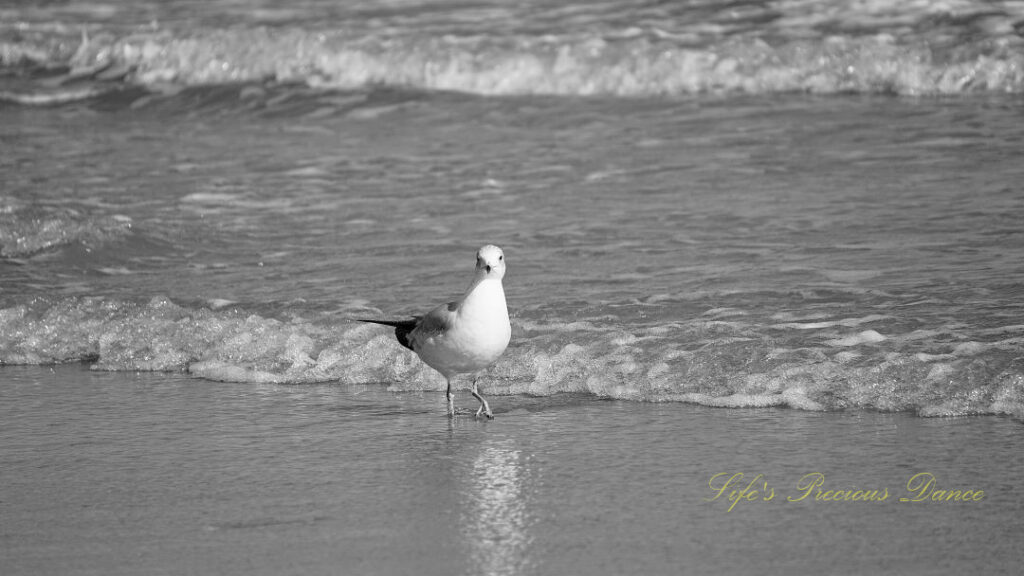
498 255 503 261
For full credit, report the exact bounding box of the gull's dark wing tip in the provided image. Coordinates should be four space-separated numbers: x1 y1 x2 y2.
358 318 419 351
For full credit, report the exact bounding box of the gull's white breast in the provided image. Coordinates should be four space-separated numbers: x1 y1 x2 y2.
414 278 510 377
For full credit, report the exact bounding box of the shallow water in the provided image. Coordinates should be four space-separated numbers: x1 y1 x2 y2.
2 365 1021 575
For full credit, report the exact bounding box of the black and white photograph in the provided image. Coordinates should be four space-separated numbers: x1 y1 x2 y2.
2 1 1023 574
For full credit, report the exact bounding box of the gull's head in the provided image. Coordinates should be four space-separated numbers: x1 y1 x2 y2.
475 244 506 280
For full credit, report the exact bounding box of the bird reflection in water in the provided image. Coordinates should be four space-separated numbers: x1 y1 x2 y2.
460 439 534 576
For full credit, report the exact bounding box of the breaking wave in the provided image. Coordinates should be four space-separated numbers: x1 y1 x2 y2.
1 296 1022 418
3 17 1024 101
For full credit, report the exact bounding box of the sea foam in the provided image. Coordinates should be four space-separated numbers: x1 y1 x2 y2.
1 296 1022 418
4 23 1024 101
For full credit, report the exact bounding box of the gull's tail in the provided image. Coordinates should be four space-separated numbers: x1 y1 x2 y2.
358 318 418 351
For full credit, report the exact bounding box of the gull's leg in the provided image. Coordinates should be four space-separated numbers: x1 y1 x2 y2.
446 375 454 414
471 377 493 419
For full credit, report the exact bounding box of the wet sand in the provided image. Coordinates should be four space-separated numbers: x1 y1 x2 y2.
1 365 1021 575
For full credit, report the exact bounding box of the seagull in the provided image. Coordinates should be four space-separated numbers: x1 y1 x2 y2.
360 245 511 418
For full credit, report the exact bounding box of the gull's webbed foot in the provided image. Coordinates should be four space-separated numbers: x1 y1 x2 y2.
471 378 493 419
474 403 494 419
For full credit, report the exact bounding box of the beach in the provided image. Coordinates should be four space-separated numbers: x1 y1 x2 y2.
2 365 1021 575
